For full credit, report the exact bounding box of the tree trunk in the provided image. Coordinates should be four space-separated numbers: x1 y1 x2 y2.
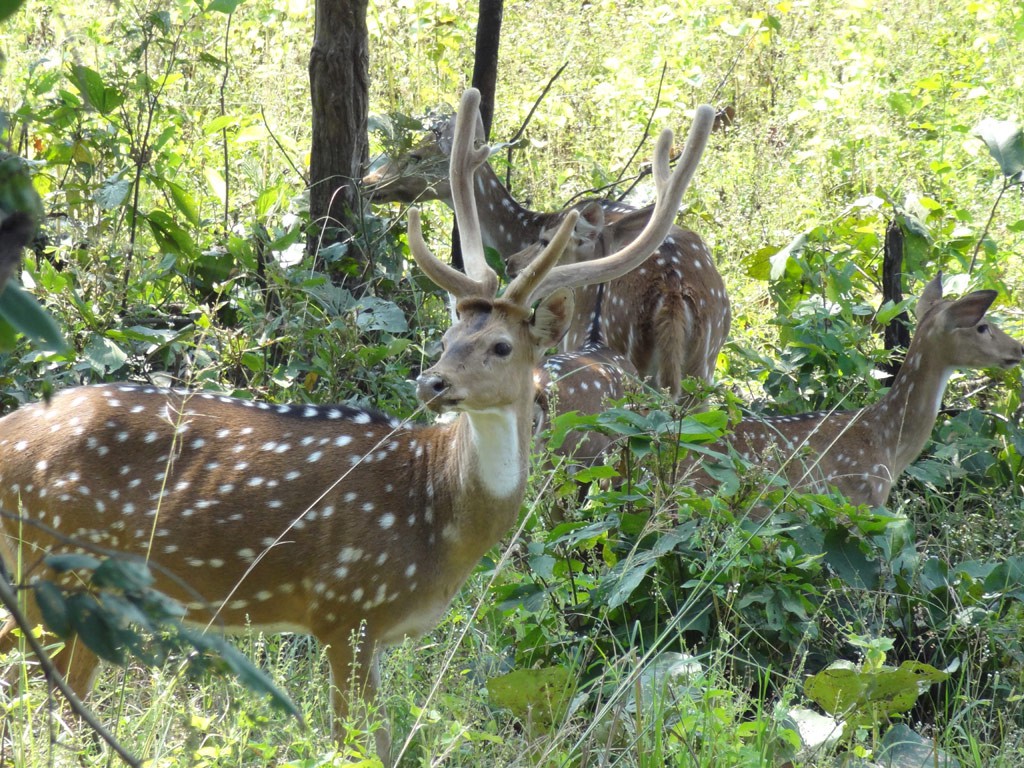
308 0 369 286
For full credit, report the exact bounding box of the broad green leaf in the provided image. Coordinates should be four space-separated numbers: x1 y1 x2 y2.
976 118 1024 179
67 593 125 664
0 0 26 23
878 723 957 768
770 232 808 281
45 553 102 573
206 0 246 13
82 333 129 373
353 297 408 333
823 527 880 589
165 180 201 226
68 64 125 116
0 280 69 351
92 557 155 592
34 580 72 638
487 666 574 730
180 627 301 718
94 170 132 210
145 209 198 258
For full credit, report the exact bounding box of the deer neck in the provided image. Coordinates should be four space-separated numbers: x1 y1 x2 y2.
461 163 549 255
425 405 529 553
862 337 953 476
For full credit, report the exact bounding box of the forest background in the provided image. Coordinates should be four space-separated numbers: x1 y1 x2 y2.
1 0 1023 766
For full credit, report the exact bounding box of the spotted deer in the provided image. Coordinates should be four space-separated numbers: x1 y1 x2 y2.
0 90 716 763
507 198 730 400
362 109 731 400
682 275 1023 508
534 283 638 470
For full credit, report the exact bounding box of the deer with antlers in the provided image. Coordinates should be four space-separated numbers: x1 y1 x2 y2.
362 108 731 400
682 275 1022 508
0 90 715 763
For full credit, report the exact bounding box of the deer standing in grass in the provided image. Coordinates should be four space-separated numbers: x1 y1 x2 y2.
362 110 731 400
682 275 1022 507
0 89 715 764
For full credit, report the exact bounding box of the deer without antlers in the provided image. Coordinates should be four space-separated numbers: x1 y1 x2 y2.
0 89 715 763
362 106 731 400
683 275 1023 509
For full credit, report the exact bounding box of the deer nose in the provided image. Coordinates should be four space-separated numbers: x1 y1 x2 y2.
416 372 449 403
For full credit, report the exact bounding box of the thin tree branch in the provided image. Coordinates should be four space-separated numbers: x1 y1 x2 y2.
260 106 309 185
503 61 569 191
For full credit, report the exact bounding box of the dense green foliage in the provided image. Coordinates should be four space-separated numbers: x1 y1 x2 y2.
1 0 1023 766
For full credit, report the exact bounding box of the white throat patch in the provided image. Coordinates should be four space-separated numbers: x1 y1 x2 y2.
464 408 523 499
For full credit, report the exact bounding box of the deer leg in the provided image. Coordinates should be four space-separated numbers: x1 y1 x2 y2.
323 628 391 766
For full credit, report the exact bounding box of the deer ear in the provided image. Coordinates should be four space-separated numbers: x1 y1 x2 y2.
915 274 945 319
530 288 574 350
946 290 998 329
605 203 658 245
571 202 605 246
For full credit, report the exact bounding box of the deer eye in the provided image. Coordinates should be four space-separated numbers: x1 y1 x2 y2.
977 323 989 334
493 341 513 357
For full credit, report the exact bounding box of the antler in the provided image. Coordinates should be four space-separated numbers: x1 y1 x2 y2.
508 104 716 306
407 89 499 299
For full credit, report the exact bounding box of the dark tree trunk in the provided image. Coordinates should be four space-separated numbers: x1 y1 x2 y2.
308 0 369 287
472 0 503 137
451 0 504 272
879 218 911 386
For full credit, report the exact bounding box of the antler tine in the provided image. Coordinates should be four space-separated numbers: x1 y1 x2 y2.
450 88 498 293
524 104 716 305
406 88 499 299
407 208 481 298
504 210 580 305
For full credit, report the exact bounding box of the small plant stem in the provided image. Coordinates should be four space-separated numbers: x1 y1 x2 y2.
969 177 1021 274
219 11 234 230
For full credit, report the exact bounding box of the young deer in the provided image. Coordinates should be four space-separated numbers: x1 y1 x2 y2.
534 283 637 469
683 276 1022 508
362 110 730 399
0 89 715 763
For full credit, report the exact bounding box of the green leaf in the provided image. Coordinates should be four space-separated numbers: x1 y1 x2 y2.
165 180 201 226
353 297 408 333
94 170 132 210
92 557 155 592
180 627 301 718
0 0 26 23
66 592 125 664
486 666 574 731
82 333 129 373
0 280 69 351
206 0 247 13
976 118 1024 179
145 209 197 258
45 553 102 573
68 64 125 116
34 581 72 638
770 232 808 281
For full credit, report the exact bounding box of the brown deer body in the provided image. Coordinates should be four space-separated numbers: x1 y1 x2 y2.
362 113 730 399
684 276 1022 507
0 90 715 763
